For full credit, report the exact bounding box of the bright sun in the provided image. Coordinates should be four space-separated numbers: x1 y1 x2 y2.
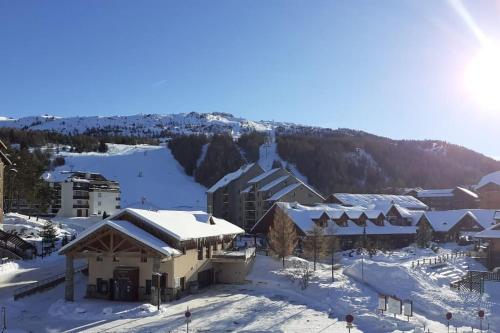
465 42 500 110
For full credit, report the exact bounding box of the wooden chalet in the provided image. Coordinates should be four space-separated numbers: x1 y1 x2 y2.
476 223 500 270
59 208 252 304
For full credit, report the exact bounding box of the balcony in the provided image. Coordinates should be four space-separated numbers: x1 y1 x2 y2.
73 204 90 209
73 195 90 200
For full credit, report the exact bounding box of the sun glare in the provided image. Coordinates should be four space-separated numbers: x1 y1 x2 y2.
465 42 500 110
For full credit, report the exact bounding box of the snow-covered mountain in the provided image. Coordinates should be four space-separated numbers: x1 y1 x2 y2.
0 112 291 136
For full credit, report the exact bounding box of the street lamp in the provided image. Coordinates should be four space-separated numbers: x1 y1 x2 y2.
7 167 18 213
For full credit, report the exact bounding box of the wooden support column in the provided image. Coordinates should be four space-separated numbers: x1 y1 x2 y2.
65 255 74 302
151 257 160 306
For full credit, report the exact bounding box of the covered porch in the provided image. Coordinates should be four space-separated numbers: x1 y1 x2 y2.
59 220 178 304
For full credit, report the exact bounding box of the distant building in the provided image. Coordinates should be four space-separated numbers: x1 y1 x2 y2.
325 193 428 211
416 209 499 243
206 163 264 225
405 187 479 210
252 202 423 250
46 171 121 217
475 223 500 270
475 171 500 209
59 208 250 303
207 165 324 230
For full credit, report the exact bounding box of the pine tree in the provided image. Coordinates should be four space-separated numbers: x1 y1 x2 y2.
98 140 108 153
268 207 298 268
40 220 57 248
303 224 328 271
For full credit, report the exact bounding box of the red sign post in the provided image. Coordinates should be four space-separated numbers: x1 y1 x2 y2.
478 310 485 332
446 312 452 333
185 307 192 333
345 314 354 333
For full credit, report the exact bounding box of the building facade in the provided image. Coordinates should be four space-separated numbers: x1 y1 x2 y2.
475 171 500 209
48 171 121 217
406 187 479 210
208 165 324 231
59 208 252 303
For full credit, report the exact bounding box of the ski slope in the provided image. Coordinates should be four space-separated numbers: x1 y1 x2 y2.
45 144 206 211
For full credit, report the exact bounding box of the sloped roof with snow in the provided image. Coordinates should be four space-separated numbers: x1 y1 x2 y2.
475 223 500 239
266 183 302 201
259 175 292 192
247 168 280 184
476 171 500 190
423 210 481 232
207 163 256 193
416 189 454 198
59 219 181 257
265 202 415 236
111 208 245 241
332 193 428 210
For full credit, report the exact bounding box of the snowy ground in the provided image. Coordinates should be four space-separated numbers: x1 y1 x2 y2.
46 144 206 211
1 245 498 332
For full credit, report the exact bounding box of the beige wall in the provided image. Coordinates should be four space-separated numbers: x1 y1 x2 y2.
88 243 224 289
88 255 154 288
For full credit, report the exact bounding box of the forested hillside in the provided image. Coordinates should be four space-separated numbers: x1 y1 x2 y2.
276 131 500 194
2 113 499 195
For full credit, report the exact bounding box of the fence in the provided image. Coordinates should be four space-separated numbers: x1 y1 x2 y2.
13 264 88 301
450 270 500 294
410 251 469 269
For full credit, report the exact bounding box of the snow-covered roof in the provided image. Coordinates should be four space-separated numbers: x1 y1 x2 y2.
476 171 500 190
266 202 415 236
207 163 256 193
416 189 454 198
266 183 302 201
247 168 280 184
415 187 478 199
259 175 291 192
332 193 428 210
59 219 181 257
111 208 244 241
475 223 500 239
423 210 481 232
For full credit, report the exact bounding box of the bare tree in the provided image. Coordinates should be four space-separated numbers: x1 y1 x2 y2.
268 207 298 268
326 223 341 282
303 223 329 271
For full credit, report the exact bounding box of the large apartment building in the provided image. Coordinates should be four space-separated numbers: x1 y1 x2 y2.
207 165 324 230
47 171 121 217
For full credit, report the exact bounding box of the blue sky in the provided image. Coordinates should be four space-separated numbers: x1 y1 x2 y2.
1 1 500 157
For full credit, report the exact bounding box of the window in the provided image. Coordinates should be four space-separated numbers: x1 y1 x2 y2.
98 192 102 198
180 277 186 291
198 245 203 260
182 246 186 255
206 246 210 259
96 256 103 262
141 256 147 263
113 256 119 262
96 278 108 294
212 243 217 252
98 210 101 215
145 280 152 295
98 201 102 206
